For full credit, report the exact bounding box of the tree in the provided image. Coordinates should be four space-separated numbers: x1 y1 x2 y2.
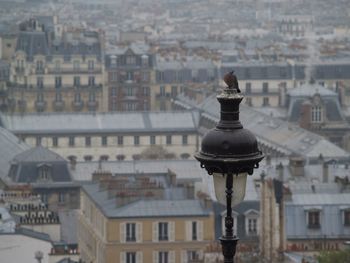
317 249 350 263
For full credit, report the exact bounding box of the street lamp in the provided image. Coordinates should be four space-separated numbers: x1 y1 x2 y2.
195 72 264 263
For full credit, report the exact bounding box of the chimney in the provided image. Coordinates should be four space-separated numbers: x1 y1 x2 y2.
203 197 212 210
289 156 305 177
322 162 329 183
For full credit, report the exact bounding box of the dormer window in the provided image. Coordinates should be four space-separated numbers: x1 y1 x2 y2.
307 209 321 229
343 209 350 226
311 106 322 123
244 209 259 236
38 164 51 181
126 56 136 65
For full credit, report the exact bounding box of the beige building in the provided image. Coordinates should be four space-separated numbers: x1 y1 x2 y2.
8 17 105 113
0 111 199 162
78 178 215 263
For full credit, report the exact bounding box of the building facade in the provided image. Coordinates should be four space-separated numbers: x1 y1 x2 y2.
7 17 105 113
0 111 199 162
78 176 215 263
105 44 154 111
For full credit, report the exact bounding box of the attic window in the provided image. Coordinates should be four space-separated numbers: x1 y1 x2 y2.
311 106 322 123
39 165 50 181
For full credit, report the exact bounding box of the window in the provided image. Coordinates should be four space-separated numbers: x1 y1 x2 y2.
110 72 117 82
101 136 107 146
88 60 94 70
182 135 188 145
158 222 168 241
52 137 58 147
37 92 44 102
127 87 134 96
37 77 43 88
69 136 75 146
73 60 80 70
245 83 251 94
150 135 156 145
118 136 123 146
111 87 117 96
36 60 44 72
245 97 252 106
344 210 350 226
58 192 65 203
134 136 140 146
248 218 258 235
126 71 134 81
73 76 80 86
263 97 269 106
126 56 136 65
171 86 177 97
192 221 197 240
308 210 320 229
159 251 168 263
55 76 62 88
36 136 41 146
311 106 322 123
126 223 136 242
41 193 48 204
143 86 149 96
142 72 149 82
84 155 93 162
89 92 95 102
166 135 172 145
126 252 136 263
74 92 81 102
55 92 62 102
88 76 95 86
160 86 166 96
39 166 50 180
85 136 91 147
262 83 269 93
187 251 199 261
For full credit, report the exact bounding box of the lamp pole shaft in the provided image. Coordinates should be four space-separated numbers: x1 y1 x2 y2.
220 173 238 263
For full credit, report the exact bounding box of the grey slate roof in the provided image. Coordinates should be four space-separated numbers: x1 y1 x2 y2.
82 183 210 219
0 111 198 135
9 146 72 183
0 127 29 179
174 94 349 160
287 83 345 122
13 146 65 163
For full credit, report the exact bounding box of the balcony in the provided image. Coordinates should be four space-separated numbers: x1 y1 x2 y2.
35 101 47 112
72 101 84 111
87 100 98 111
47 68 102 74
53 101 65 111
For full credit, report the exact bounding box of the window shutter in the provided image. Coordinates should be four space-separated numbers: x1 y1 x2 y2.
137 251 143 263
120 222 126 243
136 222 142 242
120 251 125 263
197 220 203 241
169 251 175 263
152 222 158 242
169 221 175 242
181 250 187 263
185 221 191 241
153 251 158 263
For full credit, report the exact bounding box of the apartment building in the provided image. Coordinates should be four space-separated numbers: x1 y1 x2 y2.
8 17 105 113
105 43 154 111
78 174 215 263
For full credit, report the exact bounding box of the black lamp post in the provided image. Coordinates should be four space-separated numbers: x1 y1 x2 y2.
195 72 264 263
